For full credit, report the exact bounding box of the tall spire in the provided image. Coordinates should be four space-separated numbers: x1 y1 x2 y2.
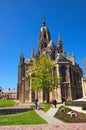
58 33 62 47
20 52 24 64
31 45 34 58
57 33 65 54
68 52 70 57
20 52 24 58
72 52 74 57
38 18 51 55
58 33 62 42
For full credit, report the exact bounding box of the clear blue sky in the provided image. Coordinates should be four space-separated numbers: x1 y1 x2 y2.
0 0 86 89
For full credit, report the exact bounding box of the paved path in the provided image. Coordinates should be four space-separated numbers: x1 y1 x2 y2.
0 103 86 130
35 108 63 124
35 104 64 124
0 123 86 130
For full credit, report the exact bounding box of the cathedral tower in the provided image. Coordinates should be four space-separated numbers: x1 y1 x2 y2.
38 19 51 55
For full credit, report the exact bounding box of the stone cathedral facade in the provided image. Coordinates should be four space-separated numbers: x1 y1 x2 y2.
17 20 83 102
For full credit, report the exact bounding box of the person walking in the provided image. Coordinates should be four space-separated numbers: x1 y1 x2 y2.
34 98 38 109
53 99 57 108
37 100 40 110
50 99 54 108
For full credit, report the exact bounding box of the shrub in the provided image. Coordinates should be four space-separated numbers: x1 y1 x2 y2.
82 105 86 110
65 101 86 106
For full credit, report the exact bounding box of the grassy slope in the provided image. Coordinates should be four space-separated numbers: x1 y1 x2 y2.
0 100 16 107
0 110 47 125
0 100 47 125
40 103 51 112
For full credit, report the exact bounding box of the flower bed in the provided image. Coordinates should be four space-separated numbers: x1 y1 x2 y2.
54 106 86 123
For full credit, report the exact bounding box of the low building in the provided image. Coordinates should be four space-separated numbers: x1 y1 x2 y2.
0 89 17 99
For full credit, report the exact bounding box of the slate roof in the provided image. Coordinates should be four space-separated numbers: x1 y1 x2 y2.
2 89 17 94
47 40 56 47
24 58 31 64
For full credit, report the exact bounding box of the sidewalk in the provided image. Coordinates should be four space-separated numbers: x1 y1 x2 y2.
35 104 64 124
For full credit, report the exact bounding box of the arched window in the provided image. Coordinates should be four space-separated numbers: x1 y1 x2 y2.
44 33 46 39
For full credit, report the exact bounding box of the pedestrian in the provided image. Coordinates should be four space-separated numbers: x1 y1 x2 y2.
50 99 54 108
34 98 38 109
37 100 40 110
53 99 57 108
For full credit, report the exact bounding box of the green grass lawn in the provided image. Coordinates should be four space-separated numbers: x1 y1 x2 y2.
40 103 51 112
20 102 51 112
0 100 49 125
0 100 16 107
0 110 47 125
0 100 48 125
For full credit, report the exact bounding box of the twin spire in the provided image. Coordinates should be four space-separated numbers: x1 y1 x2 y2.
57 33 63 51
31 45 34 58
58 33 62 42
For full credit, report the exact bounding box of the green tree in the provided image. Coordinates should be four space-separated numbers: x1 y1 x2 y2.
28 55 61 102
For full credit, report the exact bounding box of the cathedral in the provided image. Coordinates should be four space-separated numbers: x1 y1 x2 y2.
17 19 83 102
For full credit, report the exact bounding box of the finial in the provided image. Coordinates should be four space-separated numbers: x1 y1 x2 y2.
58 33 62 41
72 52 74 57
68 52 70 57
20 52 24 58
42 17 46 26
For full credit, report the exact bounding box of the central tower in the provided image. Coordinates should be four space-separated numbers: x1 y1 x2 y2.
38 19 51 55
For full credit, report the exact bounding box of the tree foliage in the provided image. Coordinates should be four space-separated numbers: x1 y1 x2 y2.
28 55 61 92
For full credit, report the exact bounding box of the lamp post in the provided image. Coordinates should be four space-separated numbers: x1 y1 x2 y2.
0 87 2 93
